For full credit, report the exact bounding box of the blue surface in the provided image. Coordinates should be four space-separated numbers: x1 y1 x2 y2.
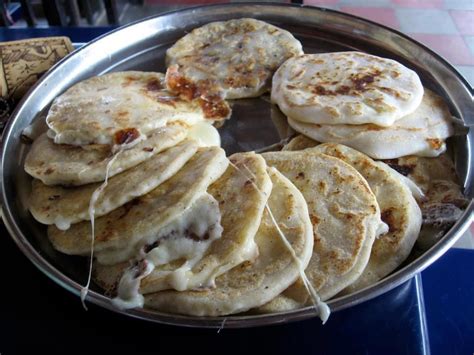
423 248 474 355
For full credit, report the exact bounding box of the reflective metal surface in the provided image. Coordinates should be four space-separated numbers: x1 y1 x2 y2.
1 3 473 328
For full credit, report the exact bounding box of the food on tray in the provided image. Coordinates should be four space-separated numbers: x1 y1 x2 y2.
384 154 469 250
47 147 228 262
28 139 199 230
272 52 423 127
95 166 313 316
22 18 467 322
281 134 318 151
165 18 303 100
143 168 313 316
257 151 387 312
311 144 422 293
24 125 188 186
101 152 273 303
92 152 272 309
287 89 453 159
45 71 229 147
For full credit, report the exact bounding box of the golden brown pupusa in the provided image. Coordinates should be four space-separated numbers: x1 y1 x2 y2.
46 71 225 147
272 52 424 127
166 18 303 100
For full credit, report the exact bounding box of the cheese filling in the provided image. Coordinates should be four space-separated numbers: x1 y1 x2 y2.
186 122 221 147
112 192 223 309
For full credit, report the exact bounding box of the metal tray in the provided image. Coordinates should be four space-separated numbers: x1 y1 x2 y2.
1 3 473 328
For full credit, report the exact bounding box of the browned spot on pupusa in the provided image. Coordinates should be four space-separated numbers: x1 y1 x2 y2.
166 65 230 120
117 199 141 220
290 69 305 80
146 78 163 92
351 72 377 91
309 214 320 227
336 85 351 95
187 231 210 242
426 138 443 150
116 110 129 119
114 127 140 145
267 28 278 35
166 65 199 101
381 208 397 233
380 86 407 99
311 82 372 97
122 75 139 87
197 97 230 120
351 75 374 90
365 123 384 131
317 180 327 193
312 85 329 96
157 96 178 106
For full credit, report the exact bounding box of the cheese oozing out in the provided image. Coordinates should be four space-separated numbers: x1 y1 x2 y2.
186 121 221 147
112 192 223 309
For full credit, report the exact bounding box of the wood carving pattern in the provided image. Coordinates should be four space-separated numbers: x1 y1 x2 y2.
0 37 73 99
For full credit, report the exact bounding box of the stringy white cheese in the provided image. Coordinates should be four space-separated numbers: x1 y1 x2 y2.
80 150 123 309
112 192 223 309
233 162 331 324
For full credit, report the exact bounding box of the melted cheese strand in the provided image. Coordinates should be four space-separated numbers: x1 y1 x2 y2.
80 150 122 309
229 159 330 323
217 317 227 334
263 186 330 324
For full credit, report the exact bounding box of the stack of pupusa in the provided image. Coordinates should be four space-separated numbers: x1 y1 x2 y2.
91 149 388 319
24 71 228 229
274 134 468 298
23 70 232 302
268 139 423 304
269 51 466 296
272 52 454 159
